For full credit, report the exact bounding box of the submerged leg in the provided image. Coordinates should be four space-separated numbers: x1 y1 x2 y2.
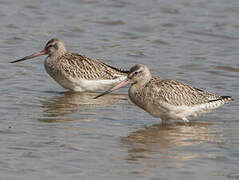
160 118 168 125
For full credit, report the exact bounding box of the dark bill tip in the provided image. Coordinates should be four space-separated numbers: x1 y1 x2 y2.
10 57 28 63
10 50 46 63
94 90 111 99
94 78 130 99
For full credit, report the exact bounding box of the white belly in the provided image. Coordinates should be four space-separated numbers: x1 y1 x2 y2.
69 76 127 92
149 100 228 121
44 60 127 92
52 75 127 92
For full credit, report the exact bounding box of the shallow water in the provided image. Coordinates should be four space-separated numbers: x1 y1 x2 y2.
0 0 239 179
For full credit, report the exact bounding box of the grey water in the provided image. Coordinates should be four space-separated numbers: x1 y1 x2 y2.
0 0 239 179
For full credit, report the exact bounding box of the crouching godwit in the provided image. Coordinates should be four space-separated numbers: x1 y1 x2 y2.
95 64 232 123
10 38 128 92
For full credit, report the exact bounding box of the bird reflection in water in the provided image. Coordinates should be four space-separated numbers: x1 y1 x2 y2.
122 122 223 162
39 91 128 122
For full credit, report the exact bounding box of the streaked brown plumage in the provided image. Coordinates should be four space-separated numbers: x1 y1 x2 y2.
95 64 232 123
11 38 128 92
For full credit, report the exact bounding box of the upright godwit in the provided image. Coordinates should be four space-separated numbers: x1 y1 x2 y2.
95 64 232 123
10 38 128 92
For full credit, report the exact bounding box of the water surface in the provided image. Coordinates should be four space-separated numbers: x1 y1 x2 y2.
0 0 238 179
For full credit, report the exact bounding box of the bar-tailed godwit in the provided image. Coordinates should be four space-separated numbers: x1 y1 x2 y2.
95 64 232 123
10 38 128 92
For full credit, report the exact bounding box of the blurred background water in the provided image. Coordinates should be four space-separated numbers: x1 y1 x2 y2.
0 0 238 179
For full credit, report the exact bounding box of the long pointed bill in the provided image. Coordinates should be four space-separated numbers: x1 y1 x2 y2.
10 50 46 63
94 78 130 99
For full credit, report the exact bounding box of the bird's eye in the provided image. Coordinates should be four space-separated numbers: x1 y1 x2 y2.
134 70 142 75
48 44 53 48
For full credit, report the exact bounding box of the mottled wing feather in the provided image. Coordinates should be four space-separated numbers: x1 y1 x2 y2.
58 53 128 80
145 77 220 106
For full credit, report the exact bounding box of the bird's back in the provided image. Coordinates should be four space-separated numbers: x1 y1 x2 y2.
45 52 129 92
145 77 223 105
129 77 232 120
57 52 128 80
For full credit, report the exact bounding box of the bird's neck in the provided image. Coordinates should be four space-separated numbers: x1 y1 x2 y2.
137 75 152 87
48 50 67 61
130 78 150 94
